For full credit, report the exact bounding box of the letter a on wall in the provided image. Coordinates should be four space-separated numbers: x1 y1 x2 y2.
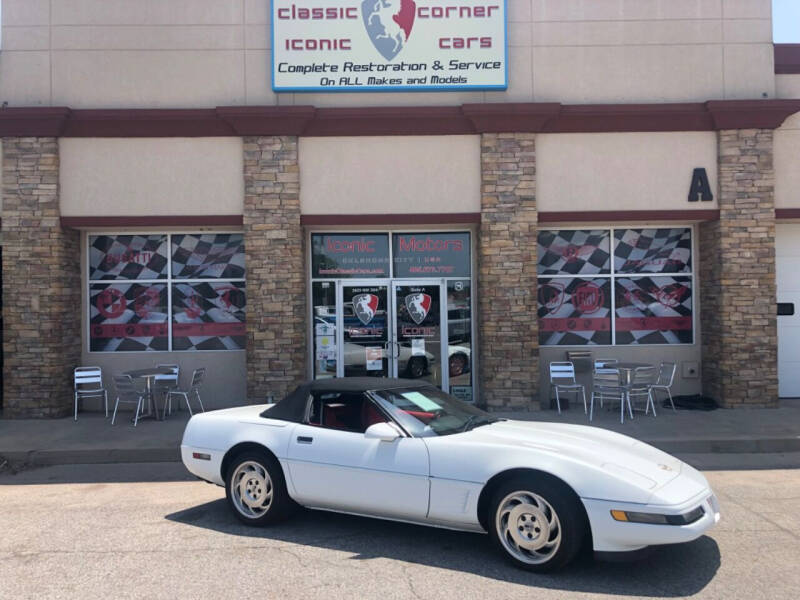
688 168 714 202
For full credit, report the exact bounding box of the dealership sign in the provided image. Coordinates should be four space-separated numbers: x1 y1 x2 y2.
272 0 507 92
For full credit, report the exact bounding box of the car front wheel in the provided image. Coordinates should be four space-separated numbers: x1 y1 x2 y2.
225 451 295 526
488 475 585 572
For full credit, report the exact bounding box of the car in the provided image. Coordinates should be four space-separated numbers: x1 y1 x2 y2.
181 378 720 572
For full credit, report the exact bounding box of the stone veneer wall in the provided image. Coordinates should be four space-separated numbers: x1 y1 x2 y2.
243 136 306 402
2 137 81 418
699 129 778 407
478 133 539 409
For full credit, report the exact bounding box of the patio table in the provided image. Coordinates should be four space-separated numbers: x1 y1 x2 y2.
124 367 175 421
613 362 652 421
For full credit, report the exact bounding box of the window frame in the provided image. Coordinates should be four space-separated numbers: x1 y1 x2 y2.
537 225 697 347
87 231 246 354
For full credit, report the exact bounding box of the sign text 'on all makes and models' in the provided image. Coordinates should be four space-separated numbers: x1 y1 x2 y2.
272 0 507 92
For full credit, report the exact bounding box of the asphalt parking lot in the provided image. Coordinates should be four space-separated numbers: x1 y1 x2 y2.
1 463 798 600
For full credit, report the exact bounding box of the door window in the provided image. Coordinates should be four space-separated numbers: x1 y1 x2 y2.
394 283 442 388
342 285 389 378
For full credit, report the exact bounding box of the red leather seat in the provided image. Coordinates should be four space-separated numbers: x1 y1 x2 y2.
361 401 385 428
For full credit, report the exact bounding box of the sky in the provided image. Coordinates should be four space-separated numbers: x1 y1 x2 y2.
774 0 800 42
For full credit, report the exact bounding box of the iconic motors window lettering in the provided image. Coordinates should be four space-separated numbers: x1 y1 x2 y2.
537 230 611 276
538 228 694 346
615 277 693 345
172 234 245 279
89 233 245 353
613 228 692 274
89 283 168 352
392 232 470 278
89 235 168 280
272 0 507 92
172 282 246 351
311 234 390 278
538 278 612 346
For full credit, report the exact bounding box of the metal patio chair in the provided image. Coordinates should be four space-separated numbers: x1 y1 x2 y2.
549 361 586 415
111 374 145 426
650 362 677 412
166 368 206 417
74 366 108 421
590 368 627 422
154 364 180 416
629 366 658 417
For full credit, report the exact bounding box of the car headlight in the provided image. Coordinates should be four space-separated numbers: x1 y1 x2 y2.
610 506 705 526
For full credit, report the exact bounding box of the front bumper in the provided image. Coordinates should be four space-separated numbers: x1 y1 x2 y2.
583 490 720 553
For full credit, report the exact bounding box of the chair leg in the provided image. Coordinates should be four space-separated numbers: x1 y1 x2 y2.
620 393 625 424
104 390 109 418
111 397 120 425
74 392 78 421
589 392 595 422
554 387 561 414
627 393 634 420
649 389 657 417
667 388 676 411
133 396 143 427
195 390 204 413
581 387 587 414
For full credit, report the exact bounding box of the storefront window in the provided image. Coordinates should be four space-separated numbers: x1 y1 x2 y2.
89 233 246 352
537 227 693 346
447 280 473 402
312 282 337 379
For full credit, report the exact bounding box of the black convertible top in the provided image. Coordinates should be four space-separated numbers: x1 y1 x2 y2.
261 377 434 423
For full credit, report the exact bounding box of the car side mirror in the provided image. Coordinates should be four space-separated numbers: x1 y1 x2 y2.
364 422 400 442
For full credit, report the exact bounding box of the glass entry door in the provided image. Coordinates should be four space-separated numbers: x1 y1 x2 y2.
392 281 444 389
339 282 390 378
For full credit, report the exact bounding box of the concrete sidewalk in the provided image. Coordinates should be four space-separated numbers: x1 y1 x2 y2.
1 400 799 470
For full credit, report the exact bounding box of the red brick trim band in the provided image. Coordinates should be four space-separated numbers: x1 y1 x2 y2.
2 100 800 137
775 44 800 75
776 209 800 219
300 213 481 226
539 210 721 223
60 215 244 228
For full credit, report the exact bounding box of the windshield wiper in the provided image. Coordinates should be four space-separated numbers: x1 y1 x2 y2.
461 415 497 432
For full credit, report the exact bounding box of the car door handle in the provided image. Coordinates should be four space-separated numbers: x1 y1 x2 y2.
297 436 313 444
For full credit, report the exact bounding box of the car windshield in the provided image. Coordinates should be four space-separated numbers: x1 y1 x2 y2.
371 386 500 437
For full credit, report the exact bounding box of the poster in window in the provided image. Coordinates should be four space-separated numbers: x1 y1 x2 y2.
537 230 611 276
614 277 693 344
172 282 246 351
538 278 611 345
171 234 245 279
89 283 168 351
89 235 168 280
614 228 692 274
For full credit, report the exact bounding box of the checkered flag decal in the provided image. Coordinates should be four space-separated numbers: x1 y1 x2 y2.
172 234 245 279
538 277 612 345
89 235 168 280
614 228 691 274
172 282 246 351
615 276 693 344
89 283 168 351
538 230 611 276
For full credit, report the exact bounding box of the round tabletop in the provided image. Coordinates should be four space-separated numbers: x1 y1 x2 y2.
614 362 652 370
124 367 175 379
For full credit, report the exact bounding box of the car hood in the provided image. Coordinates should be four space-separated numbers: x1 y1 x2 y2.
436 420 686 500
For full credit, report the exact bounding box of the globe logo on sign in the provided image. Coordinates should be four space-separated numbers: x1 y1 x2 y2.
362 0 417 61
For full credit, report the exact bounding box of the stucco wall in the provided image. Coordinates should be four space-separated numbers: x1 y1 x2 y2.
300 136 481 215
537 132 719 212
59 138 244 216
775 112 800 210
0 0 776 108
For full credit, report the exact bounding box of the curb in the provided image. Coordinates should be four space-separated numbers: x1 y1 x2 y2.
3 436 800 468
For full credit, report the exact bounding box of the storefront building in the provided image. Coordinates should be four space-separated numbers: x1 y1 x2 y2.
1 0 799 417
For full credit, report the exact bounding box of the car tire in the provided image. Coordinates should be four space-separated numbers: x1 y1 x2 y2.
405 357 427 379
449 353 467 377
225 450 296 526
488 475 586 572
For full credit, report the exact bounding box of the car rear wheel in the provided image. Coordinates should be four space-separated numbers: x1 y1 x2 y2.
449 353 467 377
488 475 585 572
225 451 295 526
405 357 427 379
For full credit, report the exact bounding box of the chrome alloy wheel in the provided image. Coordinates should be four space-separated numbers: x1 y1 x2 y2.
495 490 562 565
230 461 274 519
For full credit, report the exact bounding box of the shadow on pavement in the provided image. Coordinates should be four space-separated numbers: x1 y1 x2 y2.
0 461 194 484
166 499 720 596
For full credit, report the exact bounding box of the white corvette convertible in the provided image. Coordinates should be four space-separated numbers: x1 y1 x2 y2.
181 378 720 572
